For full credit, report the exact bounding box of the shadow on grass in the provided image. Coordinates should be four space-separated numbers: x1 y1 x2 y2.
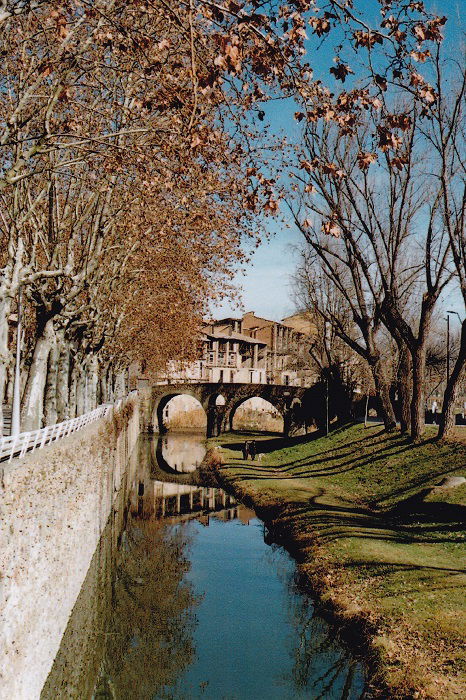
220 425 466 555
220 422 386 454
339 560 466 576
224 428 465 520
287 493 466 548
219 430 323 455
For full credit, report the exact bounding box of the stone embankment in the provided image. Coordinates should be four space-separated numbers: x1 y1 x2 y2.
0 398 139 700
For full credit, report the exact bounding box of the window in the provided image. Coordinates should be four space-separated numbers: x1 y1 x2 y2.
249 371 254 383
208 352 214 365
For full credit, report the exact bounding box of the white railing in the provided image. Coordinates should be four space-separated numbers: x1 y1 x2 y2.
0 404 112 464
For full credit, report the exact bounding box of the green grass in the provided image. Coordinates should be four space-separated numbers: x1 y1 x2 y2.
208 425 466 699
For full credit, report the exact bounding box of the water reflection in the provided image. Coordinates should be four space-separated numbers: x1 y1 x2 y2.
133 478 238 520
42 474 200 700
91 518 197 699
43 435 365 699
155 431 207 474
281 568 363 699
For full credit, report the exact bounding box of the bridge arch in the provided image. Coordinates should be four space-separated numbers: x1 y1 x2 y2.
154 392 207 434
228 396 285 433
144 382 315 438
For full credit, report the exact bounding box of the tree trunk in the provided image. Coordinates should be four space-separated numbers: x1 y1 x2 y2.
69 358 78 418
6 358 14 405
371 359 397 431
438 319 466 440
56 340 71 422
75 362 86 416
95 358 102 406
99 361 109 404
107 364 114 403
0 297 11 436
411 346 426 440
43 333 59 426
88 355 99 410
21 318 55 431
397 342 412 433
114 368 126 399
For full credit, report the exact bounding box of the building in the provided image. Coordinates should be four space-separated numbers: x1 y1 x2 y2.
132 311 315 388
281 312 316 336
201 323 267 384
144 322 267 385
241 311 315 386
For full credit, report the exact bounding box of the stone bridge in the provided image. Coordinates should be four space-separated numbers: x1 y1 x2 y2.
139 382 324 437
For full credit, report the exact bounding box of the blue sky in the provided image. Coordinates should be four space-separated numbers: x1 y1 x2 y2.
214 95 304 322
214 219 302 322
212 2 465 323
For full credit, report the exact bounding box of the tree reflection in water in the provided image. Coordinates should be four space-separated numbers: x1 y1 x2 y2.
42 495 199 700
93 515 199 700
266 545 364 700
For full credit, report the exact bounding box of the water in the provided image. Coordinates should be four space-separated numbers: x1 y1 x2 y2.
157 431 207 473
42 433 365 700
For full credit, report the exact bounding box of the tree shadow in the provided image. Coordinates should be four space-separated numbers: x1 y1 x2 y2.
338 560 466 577
263 492 466 549
219 429 323 455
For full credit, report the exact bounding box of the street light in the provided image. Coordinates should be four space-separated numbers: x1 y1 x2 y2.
446 310 462 384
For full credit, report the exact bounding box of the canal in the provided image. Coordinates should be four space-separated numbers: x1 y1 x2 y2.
42 433 366 699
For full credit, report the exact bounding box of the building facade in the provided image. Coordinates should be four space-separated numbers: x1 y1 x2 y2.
133 311 314 387
201 324 267 384
240 311 315 386
146 323 267 385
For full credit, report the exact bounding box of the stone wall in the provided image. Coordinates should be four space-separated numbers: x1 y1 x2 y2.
0 398 140 700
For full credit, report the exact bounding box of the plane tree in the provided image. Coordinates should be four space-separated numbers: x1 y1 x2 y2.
425 57 466 439
0 0 448 431
292 234 399 431
288 92 453 439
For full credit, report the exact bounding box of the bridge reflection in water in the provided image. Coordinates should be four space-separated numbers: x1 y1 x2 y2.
132 430 256 524
158 431 207 472
134 478 255 525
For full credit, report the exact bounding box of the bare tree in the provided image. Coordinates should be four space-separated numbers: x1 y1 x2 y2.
288 84 454 440
424 58 466 439
293 243 397 430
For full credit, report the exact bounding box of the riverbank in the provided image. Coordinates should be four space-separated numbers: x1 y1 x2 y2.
208 425 466 699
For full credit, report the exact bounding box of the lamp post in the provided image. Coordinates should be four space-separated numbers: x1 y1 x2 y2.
325 376 329 435
11 286 22 436
446 310 462 384
446 313 450 383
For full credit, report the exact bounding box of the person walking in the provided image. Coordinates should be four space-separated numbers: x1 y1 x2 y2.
249 440 256 461
242 441 249 460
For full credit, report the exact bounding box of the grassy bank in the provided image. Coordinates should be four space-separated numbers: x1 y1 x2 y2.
208 426 466 699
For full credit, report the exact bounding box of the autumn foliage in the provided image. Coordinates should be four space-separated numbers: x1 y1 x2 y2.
0 0 452 431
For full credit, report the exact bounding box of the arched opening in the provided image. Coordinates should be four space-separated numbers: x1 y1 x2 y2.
215 393 226 406
231 397 284 433
156 394 207 433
